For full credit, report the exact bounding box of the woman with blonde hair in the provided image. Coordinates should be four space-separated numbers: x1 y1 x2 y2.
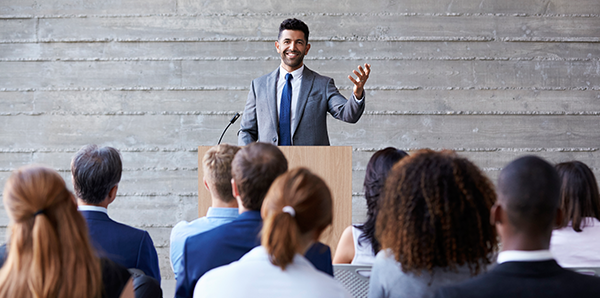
0 166 134 298
195 168 351 298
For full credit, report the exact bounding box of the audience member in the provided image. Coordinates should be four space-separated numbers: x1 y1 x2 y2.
369 149 498 298
71 145 162 286
0 166 134 298
175 142 333 298
333 147 407 264
195 168 352 298
170 144 241 279
550 161 600 267
435 156 600 298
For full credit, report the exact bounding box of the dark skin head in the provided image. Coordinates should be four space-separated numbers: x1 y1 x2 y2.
493 155 563 251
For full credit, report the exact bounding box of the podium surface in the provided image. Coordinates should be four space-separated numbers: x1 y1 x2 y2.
198 146 352 254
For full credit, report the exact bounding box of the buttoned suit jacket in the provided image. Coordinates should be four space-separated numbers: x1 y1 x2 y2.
81 210 161 283
238 66 365 146
175 211 334 298
434 260 600 298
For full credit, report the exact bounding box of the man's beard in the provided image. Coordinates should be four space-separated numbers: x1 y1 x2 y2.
281 50 304 69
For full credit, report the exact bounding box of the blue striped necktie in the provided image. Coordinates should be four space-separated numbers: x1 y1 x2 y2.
279 73 293 146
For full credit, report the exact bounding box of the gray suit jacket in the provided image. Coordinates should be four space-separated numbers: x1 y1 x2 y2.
238 66 365 146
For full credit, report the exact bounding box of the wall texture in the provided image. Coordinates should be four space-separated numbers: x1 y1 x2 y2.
1 0 599 283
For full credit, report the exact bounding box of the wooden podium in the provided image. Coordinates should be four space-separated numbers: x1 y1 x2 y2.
198 146 352 254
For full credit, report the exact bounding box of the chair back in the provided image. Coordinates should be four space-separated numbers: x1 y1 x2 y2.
566 267 600 276
333 264 372 298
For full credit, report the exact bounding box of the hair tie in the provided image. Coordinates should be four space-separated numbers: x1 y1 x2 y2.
33 209 45 217
282 206 296 217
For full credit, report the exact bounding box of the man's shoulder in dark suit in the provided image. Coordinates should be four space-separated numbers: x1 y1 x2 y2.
81 210 161 282
435 260 600 298
175 211 263 298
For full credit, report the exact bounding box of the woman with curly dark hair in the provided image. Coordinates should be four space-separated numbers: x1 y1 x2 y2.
550 161 600 267
369 149 498 298
333 147 407 264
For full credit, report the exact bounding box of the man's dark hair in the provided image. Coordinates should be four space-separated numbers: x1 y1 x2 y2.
71 144 122 205
278 18 309 42
231 142 288 210
497 155 561 234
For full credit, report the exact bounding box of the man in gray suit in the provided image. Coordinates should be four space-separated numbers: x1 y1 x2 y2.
238 18 371 146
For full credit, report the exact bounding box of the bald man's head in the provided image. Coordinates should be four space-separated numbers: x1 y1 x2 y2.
497 155 560 235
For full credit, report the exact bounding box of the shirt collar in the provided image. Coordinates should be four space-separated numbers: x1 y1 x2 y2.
497 250 554 264
77 205 108 214
279 65 304 81
206 207 239 218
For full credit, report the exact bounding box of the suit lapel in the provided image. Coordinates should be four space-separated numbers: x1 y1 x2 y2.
293 67 314 138
266 68 279 133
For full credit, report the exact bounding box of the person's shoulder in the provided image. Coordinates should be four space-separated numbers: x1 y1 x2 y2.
253 68 279 83
303 66 331 81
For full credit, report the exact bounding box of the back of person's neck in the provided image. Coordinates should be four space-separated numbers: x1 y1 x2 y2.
211 197 238 209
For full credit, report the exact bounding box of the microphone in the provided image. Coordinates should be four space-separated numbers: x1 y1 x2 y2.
217 112 241 145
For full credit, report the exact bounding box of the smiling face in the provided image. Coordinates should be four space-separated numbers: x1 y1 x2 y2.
275 29 311 72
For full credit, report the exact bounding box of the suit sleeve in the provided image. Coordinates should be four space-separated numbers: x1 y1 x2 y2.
304 242 334 276
137 231 161 284
175 240 192 298
325 78 365 124
238 80 259 145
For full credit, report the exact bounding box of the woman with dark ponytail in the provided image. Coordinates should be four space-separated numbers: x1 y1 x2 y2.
0 166 134 298
333 147 407 264
195 168 352 298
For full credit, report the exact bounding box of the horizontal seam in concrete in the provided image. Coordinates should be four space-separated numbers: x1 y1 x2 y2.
1 12 599 19
1 86 599 92
2 37 599 43
2 111 600 116
0 148 199 153
1 56 597 62
0 148 597 154
353 147 600 152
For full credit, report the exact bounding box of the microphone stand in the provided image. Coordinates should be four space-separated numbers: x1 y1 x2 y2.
217 112 241 145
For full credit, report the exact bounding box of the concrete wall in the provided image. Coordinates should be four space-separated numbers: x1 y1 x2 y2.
1 0 599 284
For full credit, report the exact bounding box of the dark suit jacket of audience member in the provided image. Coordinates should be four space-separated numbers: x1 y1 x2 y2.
81 210 161 283
175 210 334 298
434 260 600 298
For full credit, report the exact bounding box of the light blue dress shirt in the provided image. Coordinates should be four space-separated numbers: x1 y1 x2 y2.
169 207 239 279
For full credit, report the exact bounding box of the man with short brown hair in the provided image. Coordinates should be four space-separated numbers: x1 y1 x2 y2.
170 144 241 280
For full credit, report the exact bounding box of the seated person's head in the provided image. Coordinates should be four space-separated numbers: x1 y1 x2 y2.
495 156 561 244
71 144 122 205
362 147 408 253
231 142 288 211
0 166 103 297
202 144 241 203
261 168 333 270
377 149 498 275
555 161 600 232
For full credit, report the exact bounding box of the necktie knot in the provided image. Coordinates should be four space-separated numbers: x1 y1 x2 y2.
286 73 293 82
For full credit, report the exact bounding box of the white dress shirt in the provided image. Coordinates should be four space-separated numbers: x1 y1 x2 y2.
77 205 108 214
497 250 554 264
194 246 352 298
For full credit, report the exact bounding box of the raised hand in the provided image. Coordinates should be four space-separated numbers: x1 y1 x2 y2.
348 63 371 98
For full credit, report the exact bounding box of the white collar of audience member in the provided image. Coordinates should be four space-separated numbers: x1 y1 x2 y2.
77 205 108 214
497 250 553 264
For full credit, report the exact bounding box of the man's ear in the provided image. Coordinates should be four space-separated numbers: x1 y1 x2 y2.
203 176 210 191
231 178 240 198
554 208 564 228
275 40 281 53
107 185 118 205
304 43 311 55
490 203 503 225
